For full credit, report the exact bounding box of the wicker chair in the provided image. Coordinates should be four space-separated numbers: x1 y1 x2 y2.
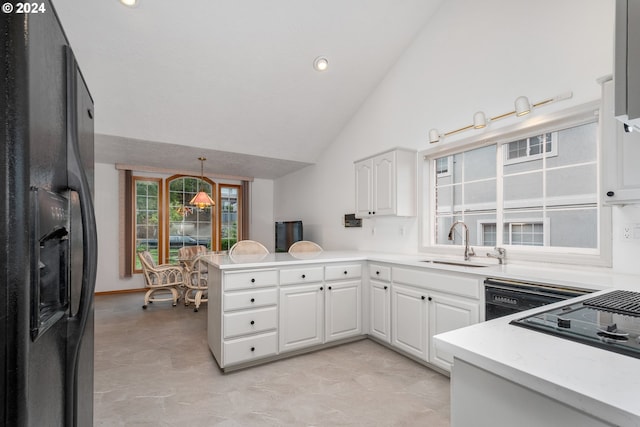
178 245 208 269
138 251 184 309
288 240 323 253
183 253 209 312
228 240 269 256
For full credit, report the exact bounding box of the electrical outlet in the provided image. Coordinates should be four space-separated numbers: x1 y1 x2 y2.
623 223 640 239
624 224 631 239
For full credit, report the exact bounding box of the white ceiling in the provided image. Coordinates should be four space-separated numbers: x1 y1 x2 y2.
53 0 444 179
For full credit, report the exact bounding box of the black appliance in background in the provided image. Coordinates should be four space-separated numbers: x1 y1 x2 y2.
1 2 98 426
484 278 590 321
275 221 303 252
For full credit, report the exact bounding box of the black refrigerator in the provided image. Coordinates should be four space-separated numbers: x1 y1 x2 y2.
1 1 98 426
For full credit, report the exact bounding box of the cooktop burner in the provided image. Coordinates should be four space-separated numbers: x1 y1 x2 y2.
511 290 640 359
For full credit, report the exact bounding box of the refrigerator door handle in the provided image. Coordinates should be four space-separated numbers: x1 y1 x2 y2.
65 46 98 427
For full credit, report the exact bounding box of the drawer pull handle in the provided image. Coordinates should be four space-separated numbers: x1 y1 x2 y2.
251 278 256 283
343 271 348 275
384 286 388 290
250 298 255 303
302 274 306 279
251 347 255 352
250 320 255 325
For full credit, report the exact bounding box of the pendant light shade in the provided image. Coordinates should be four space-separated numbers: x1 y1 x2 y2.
190 157 215 209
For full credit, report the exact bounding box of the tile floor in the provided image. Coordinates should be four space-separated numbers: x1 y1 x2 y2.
94 293 451 426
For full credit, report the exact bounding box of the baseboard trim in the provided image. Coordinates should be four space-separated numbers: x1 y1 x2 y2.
95 288 146 296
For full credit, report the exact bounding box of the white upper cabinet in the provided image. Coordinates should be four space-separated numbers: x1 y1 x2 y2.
354 148 416 218
601 78 640 204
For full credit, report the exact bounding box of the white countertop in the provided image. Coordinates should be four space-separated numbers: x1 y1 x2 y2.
203 250 640 292
434 294 640 426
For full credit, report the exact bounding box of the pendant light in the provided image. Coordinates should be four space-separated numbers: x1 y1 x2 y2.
189 157 215 209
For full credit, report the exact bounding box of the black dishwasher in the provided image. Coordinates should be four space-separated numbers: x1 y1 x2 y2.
484 278 591 321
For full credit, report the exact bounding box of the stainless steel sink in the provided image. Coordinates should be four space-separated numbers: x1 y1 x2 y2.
421 259 489 268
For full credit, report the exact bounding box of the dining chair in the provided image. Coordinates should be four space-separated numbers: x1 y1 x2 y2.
288 240 323 253
228 240 269 256
178 245 208 268
183 253 209 312
138 251 184 309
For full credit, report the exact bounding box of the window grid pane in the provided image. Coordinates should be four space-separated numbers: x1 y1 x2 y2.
134 180 160 270
220 186 239 251
168 177 213 263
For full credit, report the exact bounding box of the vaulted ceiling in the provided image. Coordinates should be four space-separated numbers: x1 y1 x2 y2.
53 0 444 178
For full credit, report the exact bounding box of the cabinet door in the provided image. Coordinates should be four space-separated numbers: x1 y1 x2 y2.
355 159 373 217
325 280 362 342
373 152 396 215
429 292 479 372
279 284 324 353
602 79 640 204
369 280 390 343
391 283 428 361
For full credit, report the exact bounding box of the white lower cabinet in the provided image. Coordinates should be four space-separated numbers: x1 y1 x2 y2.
391 283 429 361
368 264 391 343
279 283 325 353
428 292 479 371
325 279 362 342
390 267 481 370
369 280 391 343
208 260 479 372
211 269 279 368
279 263 363 353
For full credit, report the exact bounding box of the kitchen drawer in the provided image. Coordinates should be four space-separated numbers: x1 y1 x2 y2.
392 267 480 299
224 269 278 291
325 264 362 281
280 266 324 285
223 331 278 366
369 264 391 282
224 306 278 339
224 288 277 311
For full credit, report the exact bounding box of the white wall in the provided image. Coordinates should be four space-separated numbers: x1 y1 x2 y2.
93 163 275 292
275 0 639 266
94 163 143 292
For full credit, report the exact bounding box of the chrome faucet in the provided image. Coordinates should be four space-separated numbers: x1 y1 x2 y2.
447 221 475 261
487 247 506 265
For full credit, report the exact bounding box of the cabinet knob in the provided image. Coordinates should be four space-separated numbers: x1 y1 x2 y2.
302 274 306 279
250 347 255 352
376 271 380 275
372 211 376 215
421 295 426 300
428 296 432 301
328 286 332 290
606 191 615 197
250 298 255 303
320 286 324 291
343 271 348 275
384 285 388 290
251 278 256 283
368 211 372 215
250 320 255 325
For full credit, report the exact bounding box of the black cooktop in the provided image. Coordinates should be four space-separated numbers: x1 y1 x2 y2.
511 290 640 359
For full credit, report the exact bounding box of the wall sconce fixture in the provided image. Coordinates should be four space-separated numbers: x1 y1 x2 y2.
428 91 573 144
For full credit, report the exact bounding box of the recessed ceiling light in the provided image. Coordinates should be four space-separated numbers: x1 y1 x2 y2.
313 56 329 72
119 0 139 7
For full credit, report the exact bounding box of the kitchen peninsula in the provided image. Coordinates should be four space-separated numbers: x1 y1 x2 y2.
202 250 640 425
